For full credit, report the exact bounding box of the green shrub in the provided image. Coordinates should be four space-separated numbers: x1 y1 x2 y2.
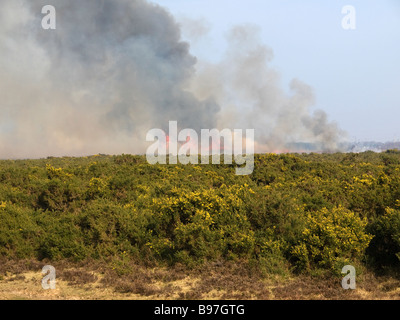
255 229 291 277
291 206 373 272
367 208 400 270
36 214 89 261
148 184 256 265
1 152 400 276
0 202 40 258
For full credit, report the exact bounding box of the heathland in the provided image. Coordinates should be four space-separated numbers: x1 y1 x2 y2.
1 151 400 299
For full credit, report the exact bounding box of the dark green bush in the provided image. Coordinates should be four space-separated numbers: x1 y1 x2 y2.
0 203 40 258
367 208 400 270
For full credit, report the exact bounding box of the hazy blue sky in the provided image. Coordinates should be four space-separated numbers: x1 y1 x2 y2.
152 0 400 142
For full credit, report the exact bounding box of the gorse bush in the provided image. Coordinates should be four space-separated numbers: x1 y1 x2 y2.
149 184 256 264
0 151 400 274
291 206 373 271
367 207 400 270
0 202 40 259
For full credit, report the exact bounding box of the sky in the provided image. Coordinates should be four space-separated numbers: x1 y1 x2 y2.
152 0 400 142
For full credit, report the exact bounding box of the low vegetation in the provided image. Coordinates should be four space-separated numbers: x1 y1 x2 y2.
1 150 400 294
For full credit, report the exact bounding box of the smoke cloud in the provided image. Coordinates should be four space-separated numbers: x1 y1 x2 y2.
189 25 346 153
0 0 345 159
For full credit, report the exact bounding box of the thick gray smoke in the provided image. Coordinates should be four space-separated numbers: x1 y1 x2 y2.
0 0 219 158
0 0 344 159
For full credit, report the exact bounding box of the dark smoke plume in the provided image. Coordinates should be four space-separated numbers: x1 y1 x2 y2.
0 0 219 158
0 1 345 158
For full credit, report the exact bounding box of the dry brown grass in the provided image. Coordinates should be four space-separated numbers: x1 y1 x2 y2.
0 258 399 300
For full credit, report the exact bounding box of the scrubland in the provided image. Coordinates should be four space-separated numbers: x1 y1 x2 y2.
1 151 400 299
